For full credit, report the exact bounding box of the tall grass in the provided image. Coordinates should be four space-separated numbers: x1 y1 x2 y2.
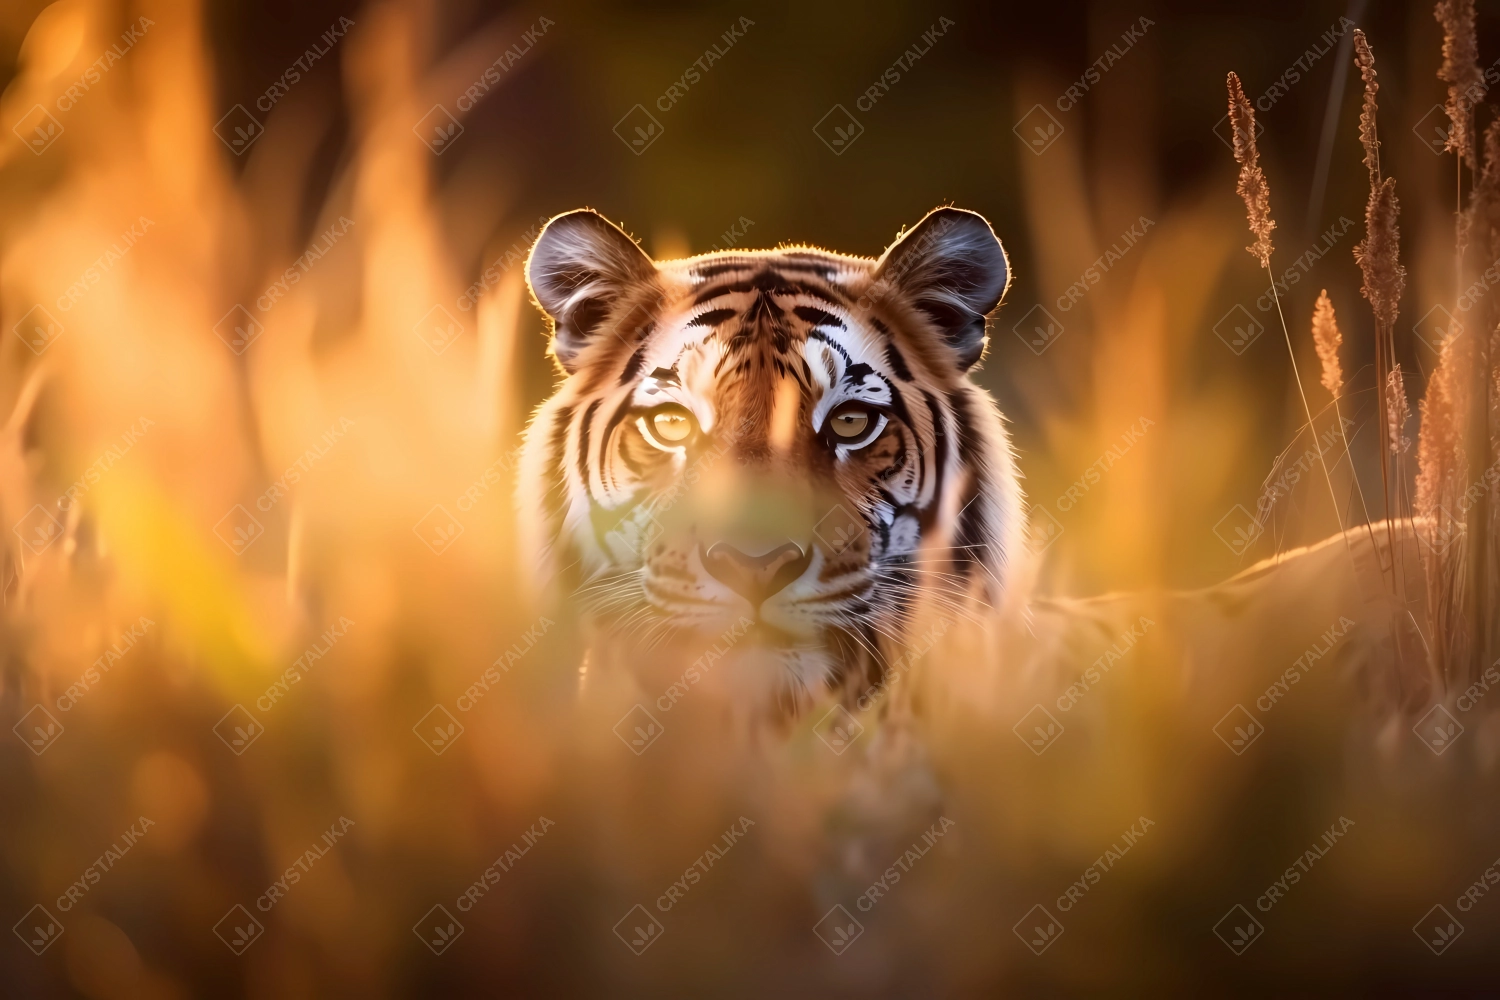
1418 0 1499 687
1225 72 1347 540
1229 10 1500 701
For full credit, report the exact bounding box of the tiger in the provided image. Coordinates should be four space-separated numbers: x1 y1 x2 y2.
516 206 1023 718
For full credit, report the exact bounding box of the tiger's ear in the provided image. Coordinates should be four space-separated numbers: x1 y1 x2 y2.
527 209 656 371
873 208 1009 370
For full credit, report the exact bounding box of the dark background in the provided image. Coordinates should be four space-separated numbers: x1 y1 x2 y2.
164 0 1500 592
3 2 1500 997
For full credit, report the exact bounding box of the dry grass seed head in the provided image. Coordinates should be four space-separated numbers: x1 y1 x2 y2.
1312 289 1344 398
1227 71 1275 268
1355 176 1406 332
1353 29 1381 184
1386 363 1411 455
1416 333 1465 518
1436 0 1483 167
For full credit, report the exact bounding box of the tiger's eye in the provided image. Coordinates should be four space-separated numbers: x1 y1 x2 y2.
651 408 694 443
830 409 870 439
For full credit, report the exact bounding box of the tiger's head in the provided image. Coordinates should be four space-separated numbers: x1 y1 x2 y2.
518 207 1023 715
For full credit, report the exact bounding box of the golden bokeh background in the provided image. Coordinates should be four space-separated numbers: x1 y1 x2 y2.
0 0 1497 995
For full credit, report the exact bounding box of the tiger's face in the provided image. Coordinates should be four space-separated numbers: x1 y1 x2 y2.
519 207 1022 711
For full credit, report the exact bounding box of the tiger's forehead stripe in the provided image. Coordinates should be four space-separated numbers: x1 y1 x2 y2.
604 262 919 452
684 260 858 307
568 250 980 532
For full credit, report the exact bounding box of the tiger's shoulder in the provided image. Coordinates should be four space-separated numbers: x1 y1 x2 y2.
908 520 1428 725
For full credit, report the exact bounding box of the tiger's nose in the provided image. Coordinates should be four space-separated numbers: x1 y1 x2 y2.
700 540 812 607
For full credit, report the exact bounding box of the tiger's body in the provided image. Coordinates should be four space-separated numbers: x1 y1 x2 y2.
518 207 1022 716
